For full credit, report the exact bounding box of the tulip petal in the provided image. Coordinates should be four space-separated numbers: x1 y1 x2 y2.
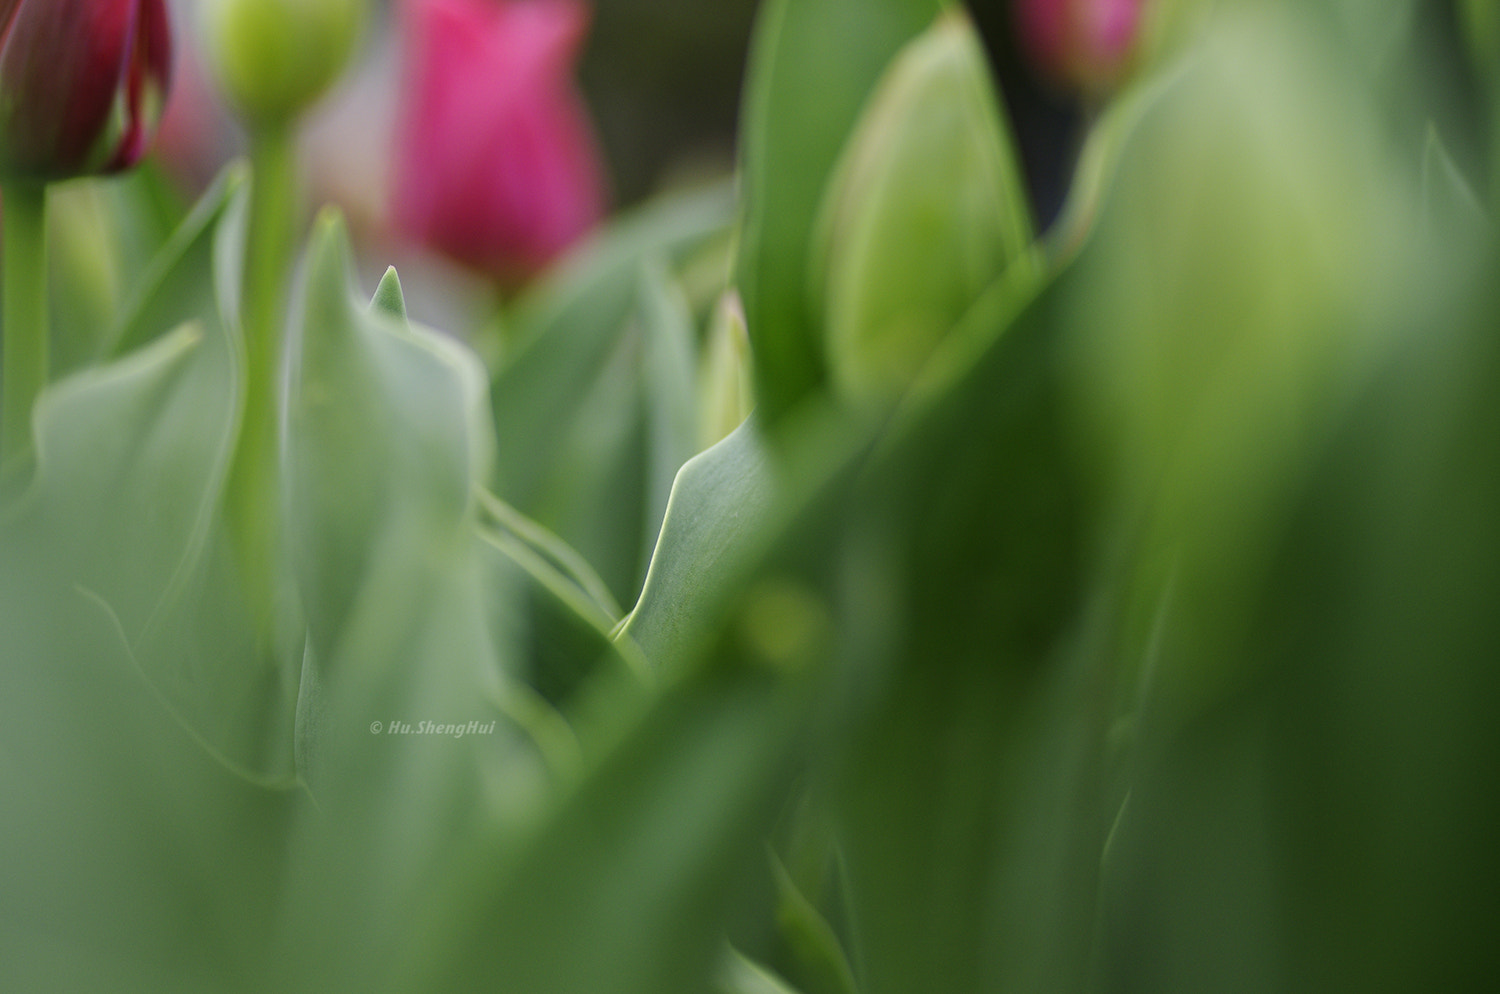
393 0 606 285
0 0 171 179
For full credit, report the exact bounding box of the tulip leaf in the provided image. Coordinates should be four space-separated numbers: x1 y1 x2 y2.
105 164 247 359
47 168 180 376
493 180 732 508
489 182 733 602
737 0 945 424
1421 124 1489 245
717 949 807 994
820 268 1104 994
278 211 566 988
637 258 700 571
769 855 860 994
0 174 297 986
617 416 778 668
427 661 811 994
370 264 409 321
697 290 756 450
3 170 305 785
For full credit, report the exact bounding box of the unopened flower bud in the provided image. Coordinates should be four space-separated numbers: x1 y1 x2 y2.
201 0 365 125
1014 0 1144 98
0 0 172 180
814 11 1032 404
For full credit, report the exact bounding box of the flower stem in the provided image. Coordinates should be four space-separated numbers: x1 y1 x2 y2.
227 123 299 623
1 181 49 465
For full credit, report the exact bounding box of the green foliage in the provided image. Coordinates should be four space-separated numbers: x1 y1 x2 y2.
737 0 946 425
5 0 1500 991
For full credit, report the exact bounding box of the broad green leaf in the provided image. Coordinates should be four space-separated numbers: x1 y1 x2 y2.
286 213 492 668
718 948 807 994
617 416 778 667
1072 9 1495 990
737 0 944 424
47 167 184 376
769 855 859 994
1061 2 1424 712
280 214 658 991
1 175 296 988
492 180 732 509
1421 124 1489 247
1099 239 1500 994
637 258 701 569
616 406 870 679
424 661 814 994
822 272 1102 994
488 183 733 603
2 171 300 784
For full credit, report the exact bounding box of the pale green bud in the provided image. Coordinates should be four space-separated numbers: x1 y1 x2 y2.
697 290 755 450
812 10 1032 405
201 0 365 124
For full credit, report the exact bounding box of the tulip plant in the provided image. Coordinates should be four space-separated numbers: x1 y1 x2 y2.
2 0 1499 991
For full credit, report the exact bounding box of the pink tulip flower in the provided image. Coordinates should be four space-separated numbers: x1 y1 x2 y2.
0 0 173 180
1014 0 1142 97
393 0 607 286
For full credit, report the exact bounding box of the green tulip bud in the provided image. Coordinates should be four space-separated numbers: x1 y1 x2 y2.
697 290 755 450
201 0 365 124
812 10 1032 405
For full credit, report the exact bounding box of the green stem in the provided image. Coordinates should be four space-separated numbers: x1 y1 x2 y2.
227 123 299 623
1 181 49 465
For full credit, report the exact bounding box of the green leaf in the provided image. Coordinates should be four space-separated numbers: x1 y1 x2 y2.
718 948 808 994
769 856 859 994
488 183 733 603
1 175 296 988
425 664 812 994
277 212 569 990
737 0 944 424
1422 124 1489 247
3 170 302 784
48 167 184 376
105 164 248 359
492 180 732 510
617 416 778 668
822 271 1103 994
637 258 701 567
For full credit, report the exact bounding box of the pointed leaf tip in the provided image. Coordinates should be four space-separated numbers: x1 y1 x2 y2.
371 266 408 321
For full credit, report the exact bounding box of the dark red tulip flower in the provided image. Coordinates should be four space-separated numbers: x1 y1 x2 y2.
393 0 607 287
0 0 173 180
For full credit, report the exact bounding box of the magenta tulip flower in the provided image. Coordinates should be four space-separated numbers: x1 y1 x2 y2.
393 0 607 286
1014 0 1142 97
0 0 172 180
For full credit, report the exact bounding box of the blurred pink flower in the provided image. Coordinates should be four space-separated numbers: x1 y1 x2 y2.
393 0 607 287
1014 0 1142 97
